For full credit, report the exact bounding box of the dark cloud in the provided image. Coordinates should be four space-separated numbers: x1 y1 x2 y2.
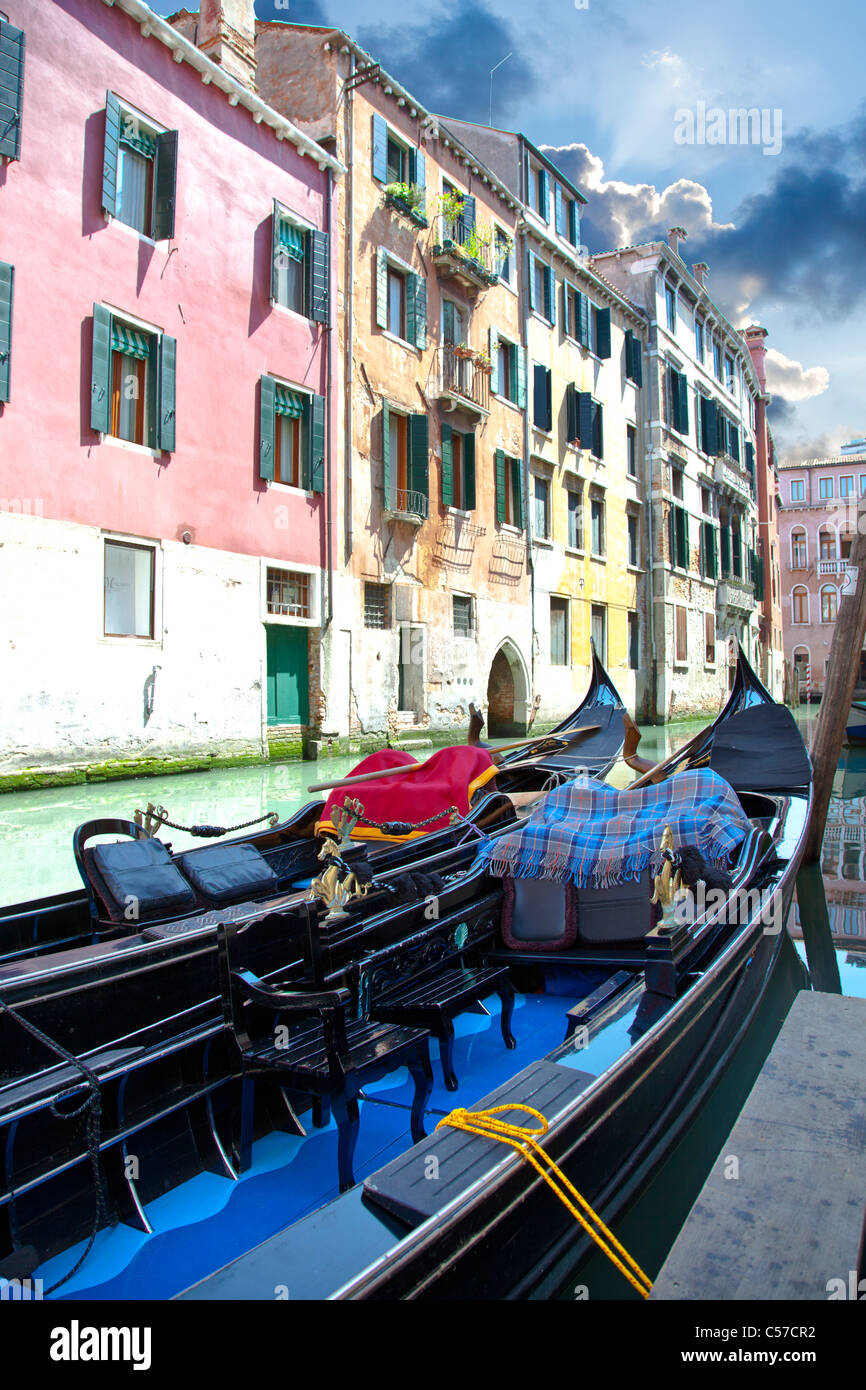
357 4 534 126
254 1 332 23
546 108 866 327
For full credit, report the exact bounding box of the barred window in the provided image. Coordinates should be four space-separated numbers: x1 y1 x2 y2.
364 582 390 629
266 567 310 618
453 594 474 636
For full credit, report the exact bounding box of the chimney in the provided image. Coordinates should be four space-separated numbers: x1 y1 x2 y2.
197 0 257 91
667 226 687 258
692 261 709 288
743 323 768 392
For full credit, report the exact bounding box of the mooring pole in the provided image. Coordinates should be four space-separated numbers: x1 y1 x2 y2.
803 497 866 861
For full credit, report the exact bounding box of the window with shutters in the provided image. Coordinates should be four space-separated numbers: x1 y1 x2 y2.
665 364 688 436
819 477 833 500
566 486 583 551
590 496 605 557
491 333 525 408
102 97 177 242
381 403 428 519
364 583 391 629
104 540 155 639
671 466 684 501
790 479 805 502
452 594 474 637
701 520 717 580
91 309 175 452
550 597 568 666
0 260 13 404
387 134 409 185
271 206 328 324
840 475 854 498
495 226 514 285
534 476 550 540
259 377 325 492
533 364 552 431
624 330 642 385
670 504 689 570
441 424 476 511
376 249 426 350
627 426 637 477
266 567 310 619
704 611 715 665
731 516 743 578
675 605 688 663
495 452 524 529
591 304 611 359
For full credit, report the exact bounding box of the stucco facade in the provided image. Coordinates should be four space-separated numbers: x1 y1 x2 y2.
255 25 534 738
778 450 866 698
592 237 764 719
0 0 339 770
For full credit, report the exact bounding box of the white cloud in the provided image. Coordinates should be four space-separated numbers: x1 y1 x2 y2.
765 348 830 401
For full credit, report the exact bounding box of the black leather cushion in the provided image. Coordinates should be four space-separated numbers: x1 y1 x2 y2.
177 842 278 904
91 838 197 919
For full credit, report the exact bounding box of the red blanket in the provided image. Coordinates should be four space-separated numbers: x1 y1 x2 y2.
318 746 496 840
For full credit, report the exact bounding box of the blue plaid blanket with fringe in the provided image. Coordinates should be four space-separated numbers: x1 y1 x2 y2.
474 769 753 888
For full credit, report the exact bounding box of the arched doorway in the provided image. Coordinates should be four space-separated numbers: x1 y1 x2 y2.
486 641 529 737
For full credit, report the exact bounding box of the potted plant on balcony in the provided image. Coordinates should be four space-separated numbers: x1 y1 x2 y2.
473 350 492 373
435 190 467 250
453 342 475 360
384 182 428 226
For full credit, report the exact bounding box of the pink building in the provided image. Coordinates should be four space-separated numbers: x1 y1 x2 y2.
0 0 341 773
778 447 866 697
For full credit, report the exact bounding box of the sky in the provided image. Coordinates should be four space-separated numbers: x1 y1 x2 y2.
154 0 866 462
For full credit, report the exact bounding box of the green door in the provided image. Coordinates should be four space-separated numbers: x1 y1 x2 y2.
266 625 309 725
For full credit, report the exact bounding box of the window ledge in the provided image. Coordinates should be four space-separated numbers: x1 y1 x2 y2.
627 564 645 574
590 553 607 563
106 214 158 248
532 425 553 439
491 393 522 413
98 434 162 460
499 523 524 536
267 482 316 497
533 537 553 548
564 547 585 559
263 614 319 628
271 300 317 328
381 328 421 354
445 506 474 519
530 310 555 328
673 660 689 670
99 635 162 648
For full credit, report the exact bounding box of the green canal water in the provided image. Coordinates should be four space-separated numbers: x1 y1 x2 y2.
1 704 861 1302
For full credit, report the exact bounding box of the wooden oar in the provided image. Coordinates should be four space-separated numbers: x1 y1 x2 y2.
307 724 601 795
627 718 713 788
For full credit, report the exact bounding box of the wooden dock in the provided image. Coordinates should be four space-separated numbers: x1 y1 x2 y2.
652 990 866 1301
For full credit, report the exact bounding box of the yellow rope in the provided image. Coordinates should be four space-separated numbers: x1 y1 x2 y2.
436 1104 652 1299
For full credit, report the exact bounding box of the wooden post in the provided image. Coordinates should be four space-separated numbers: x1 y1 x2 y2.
803 497 866 861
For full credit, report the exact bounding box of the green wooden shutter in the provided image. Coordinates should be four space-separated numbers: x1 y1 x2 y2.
153 130 178 240
463 432 476 511
533 364 546 430
729 424 740 462
526 251 535 312
0 21 25 161
158 335 176 452
562 283 571 339
675 371 689 435
260 375 276 481
461 195 476 238
701 395 719 455
594 402 604 459
566 383 578 443
745 441 755 475
544 266 554 324
308 393 326 493
408 413 429 501
271 201 281 302
577 391 593 448
568 200 579 247
515 344 527 409
577 293 590 348
412 273 427 350
102 92 121 216
495 448 506 524
308 230 330 325
382 400 392 507
512 457 524 528
489 326 499 395
376 248 388 329
595 307 611 359
372 113 387 182
0 262 12 404
90 304 112 434
410 147 426 194
627 331 643 387
406 274 416 345
440 421 454 505
720 523 731 576
538 169 549 222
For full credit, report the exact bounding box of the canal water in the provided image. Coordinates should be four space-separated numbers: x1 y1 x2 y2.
1 705 861 1300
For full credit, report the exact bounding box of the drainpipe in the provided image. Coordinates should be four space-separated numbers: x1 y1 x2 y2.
519 145 534 723
645 315 661 723
344 53 355 564
324 164 334 630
